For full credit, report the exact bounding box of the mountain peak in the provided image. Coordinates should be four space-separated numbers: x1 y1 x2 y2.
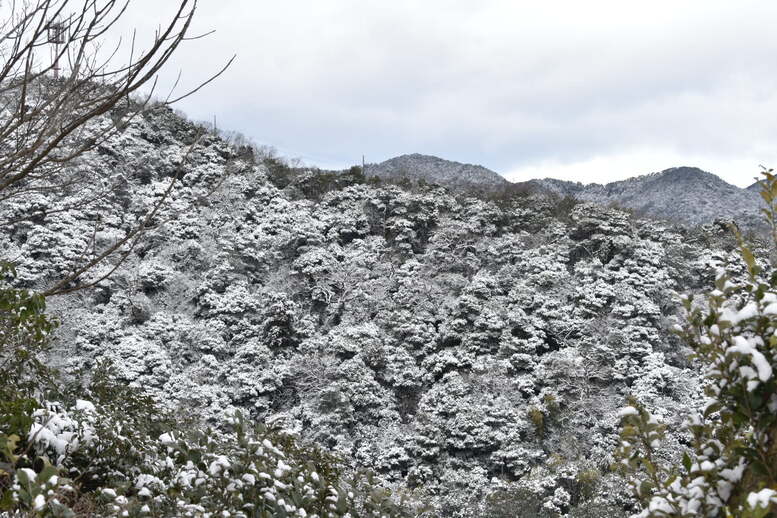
656 166 721 183
662 166 709 175
368 154 507 192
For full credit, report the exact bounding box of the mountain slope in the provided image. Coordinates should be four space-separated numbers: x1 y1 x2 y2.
747 180 764 192
367 153 508 192
529 167 764 226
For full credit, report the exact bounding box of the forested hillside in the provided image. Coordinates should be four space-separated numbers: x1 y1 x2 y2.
366 154 508 193
2 104 767 516
527 168 763 227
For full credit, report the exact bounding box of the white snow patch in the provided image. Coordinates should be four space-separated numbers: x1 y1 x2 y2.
33 494 46 511
747 488 777 509
727 336 772 386
75 400 96 413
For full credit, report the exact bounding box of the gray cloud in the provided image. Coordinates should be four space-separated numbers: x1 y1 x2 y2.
114 0 777 186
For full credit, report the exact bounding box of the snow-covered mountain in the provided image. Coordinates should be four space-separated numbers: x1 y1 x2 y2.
368 156 765 227
367 153 508 192
527 167 764 226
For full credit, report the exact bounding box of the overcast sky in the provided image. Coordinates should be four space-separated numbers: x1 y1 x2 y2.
115 0 777 187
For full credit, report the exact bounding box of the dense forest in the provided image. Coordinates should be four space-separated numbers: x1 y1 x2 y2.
4 102 777 517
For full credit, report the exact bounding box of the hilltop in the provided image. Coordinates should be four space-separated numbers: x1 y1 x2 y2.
367 153 509 192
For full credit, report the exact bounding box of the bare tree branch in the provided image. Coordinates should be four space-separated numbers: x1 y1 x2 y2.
0 0 234 294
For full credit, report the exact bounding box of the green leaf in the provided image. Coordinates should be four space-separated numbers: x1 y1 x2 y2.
682 452 692 473
638 480 654 497
38 464 58 484
750 459 770 476
703 402 722 418
741 245 756 270
0 489 15 511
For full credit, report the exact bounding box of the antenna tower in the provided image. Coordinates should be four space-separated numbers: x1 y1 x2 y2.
47 20 66 78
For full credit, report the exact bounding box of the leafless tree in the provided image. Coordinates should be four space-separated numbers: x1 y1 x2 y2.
0 0 234 295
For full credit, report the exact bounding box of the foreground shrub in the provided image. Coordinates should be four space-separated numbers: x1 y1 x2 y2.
17 401 408 517
4 376 413 518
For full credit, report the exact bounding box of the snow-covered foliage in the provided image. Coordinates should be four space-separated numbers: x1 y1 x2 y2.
615 172 777 518
5 378 413 517
0 264 412 517
1 104 767 516
529 167 765 228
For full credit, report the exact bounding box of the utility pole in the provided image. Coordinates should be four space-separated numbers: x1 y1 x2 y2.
48 20 66 78
362 154 366 175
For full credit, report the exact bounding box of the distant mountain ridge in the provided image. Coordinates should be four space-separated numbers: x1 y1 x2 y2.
367 155 764 227
367 153 508 192
527 167 763 226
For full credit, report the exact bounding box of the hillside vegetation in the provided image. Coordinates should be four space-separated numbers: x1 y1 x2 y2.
2 104 776 517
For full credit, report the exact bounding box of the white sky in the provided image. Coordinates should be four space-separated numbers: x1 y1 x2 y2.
110 0 777 187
